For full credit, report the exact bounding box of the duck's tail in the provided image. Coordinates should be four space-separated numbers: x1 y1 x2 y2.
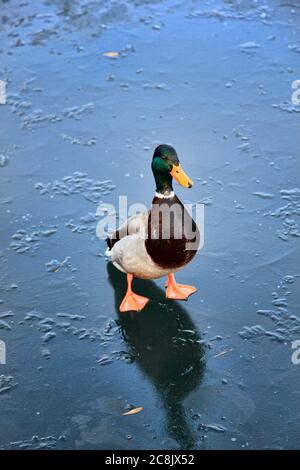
105 236 113 257
105 246 112 257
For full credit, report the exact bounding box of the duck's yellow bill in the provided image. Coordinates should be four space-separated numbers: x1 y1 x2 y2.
170 164 193 188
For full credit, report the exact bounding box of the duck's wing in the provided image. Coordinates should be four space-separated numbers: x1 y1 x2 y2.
106 212 168 278
106 211 149 252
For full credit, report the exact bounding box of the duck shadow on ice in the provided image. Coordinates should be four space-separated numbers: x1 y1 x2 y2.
107 262 207 449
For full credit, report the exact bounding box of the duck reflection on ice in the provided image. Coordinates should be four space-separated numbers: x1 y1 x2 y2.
107 262 206 449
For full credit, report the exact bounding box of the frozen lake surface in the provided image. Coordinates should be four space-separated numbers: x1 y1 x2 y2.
0 0 300 450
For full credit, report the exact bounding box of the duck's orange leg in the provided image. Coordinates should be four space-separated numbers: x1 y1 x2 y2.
120 274 149 312
165 273 196 300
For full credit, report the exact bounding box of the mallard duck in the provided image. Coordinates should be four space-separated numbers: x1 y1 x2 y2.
106 144 200 312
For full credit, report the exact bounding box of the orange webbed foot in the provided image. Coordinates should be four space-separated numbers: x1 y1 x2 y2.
120 292 149 312
119 273 149 312
165 273 197 301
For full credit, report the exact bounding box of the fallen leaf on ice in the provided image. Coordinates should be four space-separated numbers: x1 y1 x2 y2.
103 51 120 59
214 349 233 358
123 407 143 416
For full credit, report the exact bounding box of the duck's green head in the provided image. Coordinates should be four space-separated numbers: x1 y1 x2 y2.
151 144 193 196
